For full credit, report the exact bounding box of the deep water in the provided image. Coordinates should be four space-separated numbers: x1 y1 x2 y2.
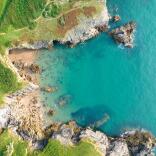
38 0 156 135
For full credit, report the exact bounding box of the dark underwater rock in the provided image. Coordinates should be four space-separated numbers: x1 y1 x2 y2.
56 94 72 106
71 106 109 127
112 15 121 22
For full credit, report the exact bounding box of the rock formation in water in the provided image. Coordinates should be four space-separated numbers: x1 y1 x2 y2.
109 21 136 48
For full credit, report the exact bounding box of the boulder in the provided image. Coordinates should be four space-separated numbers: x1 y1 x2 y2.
80 128 109 155
109 21 136 48
41 86 58 93
107 140 130 156
56 94 72 106
122 130 156 156
113 15 121 22
47 109 55 116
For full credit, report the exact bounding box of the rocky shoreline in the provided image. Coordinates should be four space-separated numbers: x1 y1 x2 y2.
0 0 154 155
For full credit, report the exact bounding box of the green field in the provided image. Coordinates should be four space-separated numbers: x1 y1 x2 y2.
0 130 100 156
0 0 47 32
34 140 101 156
0 130 28 156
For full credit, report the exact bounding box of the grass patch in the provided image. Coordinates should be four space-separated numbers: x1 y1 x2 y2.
0 131 101 156
0 26 20 55
0 130 28 156
42 2 62 18
31 140 100 156
0 62 22 105
0 0 47 32
0 63 21 93
0 0 8 17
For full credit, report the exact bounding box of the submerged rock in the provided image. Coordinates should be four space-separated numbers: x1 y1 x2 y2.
30 64 40 73
56 94 72 106
109 21 136 48
41 86 58 93
47 109 55 116
112 15 121 22
71 106 109 127
90 113 110 128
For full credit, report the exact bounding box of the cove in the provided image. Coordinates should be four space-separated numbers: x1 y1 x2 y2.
37 0 156 135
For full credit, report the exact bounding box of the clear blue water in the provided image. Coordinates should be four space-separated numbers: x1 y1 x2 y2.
38 0 156 135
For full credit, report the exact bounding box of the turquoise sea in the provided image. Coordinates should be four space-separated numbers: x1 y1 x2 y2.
38 0 156 135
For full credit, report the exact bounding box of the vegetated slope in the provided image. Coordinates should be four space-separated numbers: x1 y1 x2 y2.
0 0 47 103
0 130 100 156
0 0 47 32
0 130 28 156
34 140 101 156
0 0 103 54
0 63 21 103
0 0 8 17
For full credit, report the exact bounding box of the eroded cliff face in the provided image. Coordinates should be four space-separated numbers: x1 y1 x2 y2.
60 0 109 46
9 0 109 50
47 122 156 156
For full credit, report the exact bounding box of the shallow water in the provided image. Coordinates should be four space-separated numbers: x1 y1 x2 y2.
38 0 156 135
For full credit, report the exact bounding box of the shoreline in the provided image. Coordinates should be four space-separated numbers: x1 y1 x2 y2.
1 44 155 155
0 0 155 155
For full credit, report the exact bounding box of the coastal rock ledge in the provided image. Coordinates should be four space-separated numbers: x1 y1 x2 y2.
49 122 156 156
0 1 155 155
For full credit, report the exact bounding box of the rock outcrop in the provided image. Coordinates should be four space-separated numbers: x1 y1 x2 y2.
48 122 155 156
80 128 109 155
122 130 156 156
109 21 136 48
107 140 129 156
3 83 44 140
59 0 109 47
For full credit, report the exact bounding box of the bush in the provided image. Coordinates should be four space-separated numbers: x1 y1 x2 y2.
42 2 62 18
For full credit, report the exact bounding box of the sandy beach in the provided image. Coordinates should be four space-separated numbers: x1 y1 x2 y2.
9 49 39 64
9 49 41 85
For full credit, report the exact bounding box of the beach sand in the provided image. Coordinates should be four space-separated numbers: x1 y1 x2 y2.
9 49 39 64
9 49 40 85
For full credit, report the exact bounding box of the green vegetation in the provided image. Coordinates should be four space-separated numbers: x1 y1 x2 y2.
42 2 62 18
0 26 20 55
0 0 103 103
0 130 100 156
0 62 22 104
0 130 28 156
32 140 101 156
0 0 47 32
0 63 21 93
0 0 8 16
